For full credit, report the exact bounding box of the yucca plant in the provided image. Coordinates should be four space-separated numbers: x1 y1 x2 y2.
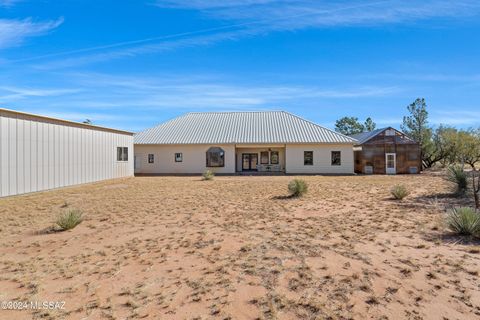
288 179 308 197
56 209 84 231
445 207 480 237
391 184 409 200
445 165 468 195
202 169 214 181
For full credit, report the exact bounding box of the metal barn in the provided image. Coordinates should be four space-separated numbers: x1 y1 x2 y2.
0 108 134 197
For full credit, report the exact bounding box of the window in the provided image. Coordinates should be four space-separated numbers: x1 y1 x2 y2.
148 154 154 163
260 151 269 164
304 151 313 165
270 151 279 165
206 147 225 167
331 151 341 166
117 147 128 161
175 153 183 162
408 151 418 161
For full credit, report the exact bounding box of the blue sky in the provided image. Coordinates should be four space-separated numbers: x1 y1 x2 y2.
1 0 480 132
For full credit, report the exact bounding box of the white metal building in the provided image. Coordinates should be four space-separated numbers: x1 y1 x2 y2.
134 111 356 175
0 108 134 197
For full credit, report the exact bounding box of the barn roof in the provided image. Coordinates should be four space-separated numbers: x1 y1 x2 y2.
349 127 415 144
134 111 356 145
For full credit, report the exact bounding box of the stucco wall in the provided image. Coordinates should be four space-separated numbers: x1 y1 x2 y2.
285 144 354 174
0 110 134 197
134 144 236 174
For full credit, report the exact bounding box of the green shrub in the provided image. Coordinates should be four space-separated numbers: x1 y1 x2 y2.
391 184 409 200
288 179 308 197
202 169 214 181
446 207 480 237
56 209 83 231
445 165 468 195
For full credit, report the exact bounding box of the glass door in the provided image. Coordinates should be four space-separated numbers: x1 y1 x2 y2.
242 153 258 171
385 153 396 174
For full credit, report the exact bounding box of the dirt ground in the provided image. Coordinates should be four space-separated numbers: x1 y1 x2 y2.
0 173 479 320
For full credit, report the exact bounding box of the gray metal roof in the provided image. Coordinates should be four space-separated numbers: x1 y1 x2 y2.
134 111 356 145
349 127 387 144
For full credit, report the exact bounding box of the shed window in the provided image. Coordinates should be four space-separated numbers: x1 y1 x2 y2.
175 153 183 162
206 147 225 167
148 154 154 163
260 151 269 164
117 147 128 161
408 150 418 161
270 151 279 164
331 151 341 166
304 151 313 166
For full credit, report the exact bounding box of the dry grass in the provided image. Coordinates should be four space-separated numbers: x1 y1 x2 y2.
0 173 479 319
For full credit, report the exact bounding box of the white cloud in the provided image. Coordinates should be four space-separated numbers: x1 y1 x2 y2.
0 0 20 7
0 85 81 102
0 17 63 49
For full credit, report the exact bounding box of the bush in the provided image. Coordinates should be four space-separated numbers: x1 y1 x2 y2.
446 207 480 237
202 169 214 181
391 184 409 200
288 179 308 197
56 209 83 230
445 165 468 195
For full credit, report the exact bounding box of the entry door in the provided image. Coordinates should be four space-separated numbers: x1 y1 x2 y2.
242 153 258 171
385 153 396 174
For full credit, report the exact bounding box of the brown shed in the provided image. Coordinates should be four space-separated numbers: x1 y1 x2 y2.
350 127 421 175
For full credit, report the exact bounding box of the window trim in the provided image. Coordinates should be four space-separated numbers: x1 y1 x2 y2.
331 151 341 166
304 151 313 166
175 153 183 162
117 147 128 162
270 151 279 165
148 154 154 164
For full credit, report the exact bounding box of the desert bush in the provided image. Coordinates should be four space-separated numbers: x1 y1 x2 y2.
391 184 409 200
56 209 83 230
288 179 308 197
445 165 468 195
445 207 480 237
202 169 214 180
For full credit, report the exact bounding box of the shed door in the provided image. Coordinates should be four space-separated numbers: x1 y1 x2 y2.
385 153 396 175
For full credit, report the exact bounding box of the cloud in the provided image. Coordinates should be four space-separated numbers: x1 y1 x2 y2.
0 17 63 49
0 85 81 102
0 0 20 7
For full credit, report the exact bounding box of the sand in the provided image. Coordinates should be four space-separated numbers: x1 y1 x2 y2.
0 173 479 319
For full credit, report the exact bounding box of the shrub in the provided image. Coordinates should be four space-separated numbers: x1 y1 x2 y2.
202 169 214 181
56 209 83 231
446 207 480 237
288 179 308 197
445 166 468 195
391 184 409 200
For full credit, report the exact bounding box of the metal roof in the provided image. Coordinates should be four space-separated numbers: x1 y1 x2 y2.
349 127 415 144
0 107 134 135
134 111 357 145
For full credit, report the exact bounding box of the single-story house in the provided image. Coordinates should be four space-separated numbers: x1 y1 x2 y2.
134 111 356 175
0 108 134 197
349 127 421 174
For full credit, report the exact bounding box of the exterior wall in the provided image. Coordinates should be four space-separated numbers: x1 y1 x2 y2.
285 144 354 174
0 110 134 197
134 144 236 174
235 147 285 172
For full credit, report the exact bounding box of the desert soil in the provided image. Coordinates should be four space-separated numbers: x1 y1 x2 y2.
0 173 479 320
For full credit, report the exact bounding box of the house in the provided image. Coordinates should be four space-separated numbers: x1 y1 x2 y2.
0 108 134 197
134 111 356 175
349 127 421 175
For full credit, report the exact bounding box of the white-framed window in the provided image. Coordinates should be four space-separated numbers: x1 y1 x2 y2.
175 153 183 162
148 154 154 163
331 151 341 166
117 147 128 161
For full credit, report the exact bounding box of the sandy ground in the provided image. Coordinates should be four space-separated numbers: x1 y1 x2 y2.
0 173 479 320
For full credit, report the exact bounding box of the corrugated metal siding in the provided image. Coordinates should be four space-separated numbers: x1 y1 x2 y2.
0 110 134 197
135 111 357 144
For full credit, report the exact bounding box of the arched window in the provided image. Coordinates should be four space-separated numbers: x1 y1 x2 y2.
206 147 225 167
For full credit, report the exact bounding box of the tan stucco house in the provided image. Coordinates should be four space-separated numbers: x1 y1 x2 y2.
133 111 356 175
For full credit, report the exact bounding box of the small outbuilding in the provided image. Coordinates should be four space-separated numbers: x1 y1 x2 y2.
349 127 421 175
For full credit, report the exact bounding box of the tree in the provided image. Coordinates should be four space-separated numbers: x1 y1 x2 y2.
401 98 438 168
364 117 376 131
334 117 365 135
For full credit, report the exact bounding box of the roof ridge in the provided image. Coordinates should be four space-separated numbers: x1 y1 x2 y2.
186 110 285 115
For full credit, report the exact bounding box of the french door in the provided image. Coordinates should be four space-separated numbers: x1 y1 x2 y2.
242 153 258 171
